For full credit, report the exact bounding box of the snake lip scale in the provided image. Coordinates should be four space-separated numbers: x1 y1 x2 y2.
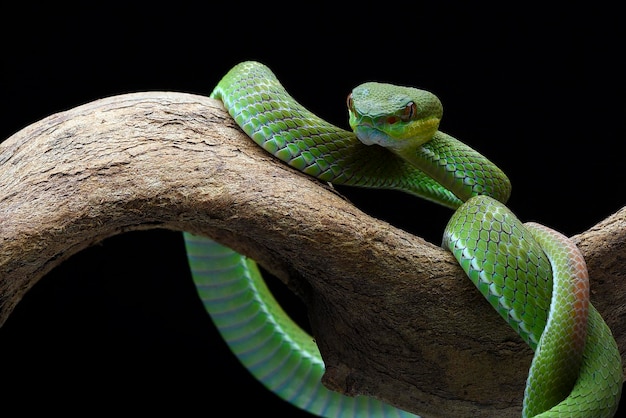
184 61 622 417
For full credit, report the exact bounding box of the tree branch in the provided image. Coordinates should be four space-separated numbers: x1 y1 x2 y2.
1 92 624 417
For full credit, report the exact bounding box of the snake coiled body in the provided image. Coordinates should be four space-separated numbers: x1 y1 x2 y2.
184 61 622 417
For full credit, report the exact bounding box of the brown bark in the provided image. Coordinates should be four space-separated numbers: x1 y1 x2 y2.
1 92 624 417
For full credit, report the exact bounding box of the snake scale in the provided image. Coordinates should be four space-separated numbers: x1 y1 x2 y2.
184 61 622 417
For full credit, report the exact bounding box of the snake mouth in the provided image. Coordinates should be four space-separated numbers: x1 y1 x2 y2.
353 125 395 148
352 117 440 152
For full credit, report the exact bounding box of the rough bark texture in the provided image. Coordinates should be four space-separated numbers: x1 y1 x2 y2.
1 92 624 417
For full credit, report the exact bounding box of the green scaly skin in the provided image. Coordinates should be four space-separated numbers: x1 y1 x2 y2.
210 61 509 209
186 60 622 417
443 197 622 417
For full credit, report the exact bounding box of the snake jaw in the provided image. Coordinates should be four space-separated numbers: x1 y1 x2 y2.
350 113 441 152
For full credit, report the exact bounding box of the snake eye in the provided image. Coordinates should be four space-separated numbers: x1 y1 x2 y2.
400 101 417 122
347 93 354 111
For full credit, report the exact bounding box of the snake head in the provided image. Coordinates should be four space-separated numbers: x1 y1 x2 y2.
347 82 443 152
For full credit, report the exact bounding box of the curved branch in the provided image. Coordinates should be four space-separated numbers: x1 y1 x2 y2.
1 92 624 417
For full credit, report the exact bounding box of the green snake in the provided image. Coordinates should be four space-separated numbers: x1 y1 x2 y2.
185 61 622 417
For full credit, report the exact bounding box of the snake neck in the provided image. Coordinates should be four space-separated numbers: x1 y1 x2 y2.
394 131 512 204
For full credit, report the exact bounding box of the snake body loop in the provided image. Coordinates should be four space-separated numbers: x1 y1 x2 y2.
443 196 622 417
184 61 622 417
184 234 415 417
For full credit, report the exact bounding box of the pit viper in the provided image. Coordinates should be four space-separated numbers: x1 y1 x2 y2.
184 61 622 417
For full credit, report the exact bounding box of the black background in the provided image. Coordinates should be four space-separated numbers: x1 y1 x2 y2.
1 3 624 416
